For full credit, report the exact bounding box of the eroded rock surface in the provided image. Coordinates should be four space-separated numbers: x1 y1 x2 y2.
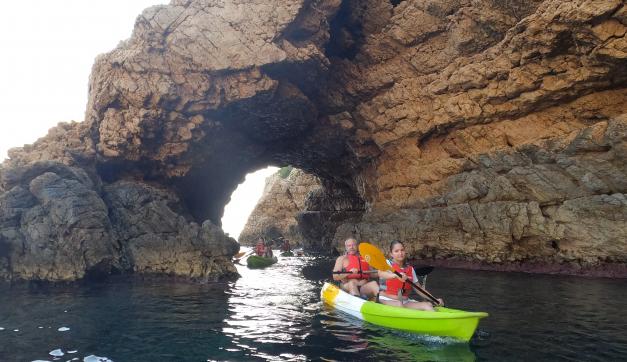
1 0 626 280
0 161 117 281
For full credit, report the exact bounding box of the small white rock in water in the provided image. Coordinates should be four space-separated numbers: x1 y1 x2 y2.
83 355 113 362
38 326 44 329
49 349 65 356
58 327 70 332
14 329 19 332
67 350 78 354
0 327 4 330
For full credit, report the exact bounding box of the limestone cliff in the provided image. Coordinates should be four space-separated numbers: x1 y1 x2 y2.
0 0 626 281
239 168 321 246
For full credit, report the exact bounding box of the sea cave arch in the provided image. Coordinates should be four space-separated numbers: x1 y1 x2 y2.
1 0 626 282
84 0 375 251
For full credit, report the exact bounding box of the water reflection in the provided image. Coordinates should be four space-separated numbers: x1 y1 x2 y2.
223 251 479 361
222 252 319 360
320 305 475 361
1 253 626 361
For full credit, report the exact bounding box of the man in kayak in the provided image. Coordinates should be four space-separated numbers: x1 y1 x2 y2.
279 237 291 253
378 240 443 310
332 238 379 299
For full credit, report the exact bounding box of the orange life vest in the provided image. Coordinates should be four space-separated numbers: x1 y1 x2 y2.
385 263 414 297
344 254 370 279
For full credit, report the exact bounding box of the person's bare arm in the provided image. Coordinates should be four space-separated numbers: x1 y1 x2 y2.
332 256 346 281
378 270 397 280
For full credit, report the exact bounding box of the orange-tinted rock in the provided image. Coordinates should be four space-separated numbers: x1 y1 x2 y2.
1 0 626 281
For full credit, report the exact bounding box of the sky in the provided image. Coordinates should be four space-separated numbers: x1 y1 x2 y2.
0 0 276 240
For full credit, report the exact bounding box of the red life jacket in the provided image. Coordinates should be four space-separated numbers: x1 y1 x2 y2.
345 254 370 279
385 263 414 297
255 243 265 256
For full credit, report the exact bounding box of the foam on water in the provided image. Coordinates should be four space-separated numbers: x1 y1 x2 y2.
0 327 4 330
83 355 113 362
58 327 70 332
392 330 463 345
49 349 64 357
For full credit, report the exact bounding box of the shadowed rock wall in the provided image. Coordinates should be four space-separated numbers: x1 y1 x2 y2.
1 0 625 281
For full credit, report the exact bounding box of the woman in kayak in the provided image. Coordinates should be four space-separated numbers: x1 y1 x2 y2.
378 240 442 311
254 237 273 258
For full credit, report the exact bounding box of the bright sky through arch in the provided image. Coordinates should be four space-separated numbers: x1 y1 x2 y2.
222 167 279 240
0 0 273 240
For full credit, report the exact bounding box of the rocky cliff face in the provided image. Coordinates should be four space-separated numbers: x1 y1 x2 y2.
1 0 625 281
0 161 238 282
239 168 321 246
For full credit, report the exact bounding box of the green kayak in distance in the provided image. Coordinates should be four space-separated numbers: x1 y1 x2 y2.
246 255 278 269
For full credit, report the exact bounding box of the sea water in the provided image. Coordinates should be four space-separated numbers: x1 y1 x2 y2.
1 256 626 361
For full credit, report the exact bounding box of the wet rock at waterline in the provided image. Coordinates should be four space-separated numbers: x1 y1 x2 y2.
0 162 238 282
1 0 627 281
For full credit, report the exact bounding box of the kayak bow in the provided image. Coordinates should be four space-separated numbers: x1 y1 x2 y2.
321 282 488 342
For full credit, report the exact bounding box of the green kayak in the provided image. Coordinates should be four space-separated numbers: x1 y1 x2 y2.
321 282 488 342
246 255 278 269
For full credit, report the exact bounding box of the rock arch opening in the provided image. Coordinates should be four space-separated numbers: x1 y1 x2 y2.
221 166 279 240
1 0 626 282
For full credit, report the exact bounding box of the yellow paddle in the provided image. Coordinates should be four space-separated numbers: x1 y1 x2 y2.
359 242 442 305
233 249 254 262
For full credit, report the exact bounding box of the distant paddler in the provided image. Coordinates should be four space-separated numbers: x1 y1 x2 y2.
254 237 273 258
279 237 291 253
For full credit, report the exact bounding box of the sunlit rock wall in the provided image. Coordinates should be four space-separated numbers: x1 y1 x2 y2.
1 0 626 280
239 168 321 246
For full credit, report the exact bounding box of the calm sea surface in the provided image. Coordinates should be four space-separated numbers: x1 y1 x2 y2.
1 254 626 361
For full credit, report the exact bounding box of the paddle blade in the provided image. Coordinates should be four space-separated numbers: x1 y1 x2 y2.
358 243 392 272
233 250 254 261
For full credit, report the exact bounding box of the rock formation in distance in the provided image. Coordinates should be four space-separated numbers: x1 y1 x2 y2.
239 168 321 246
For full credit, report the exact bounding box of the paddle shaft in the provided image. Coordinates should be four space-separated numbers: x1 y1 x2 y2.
332 270 377 275
392 270 440 305
358 242 441 305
